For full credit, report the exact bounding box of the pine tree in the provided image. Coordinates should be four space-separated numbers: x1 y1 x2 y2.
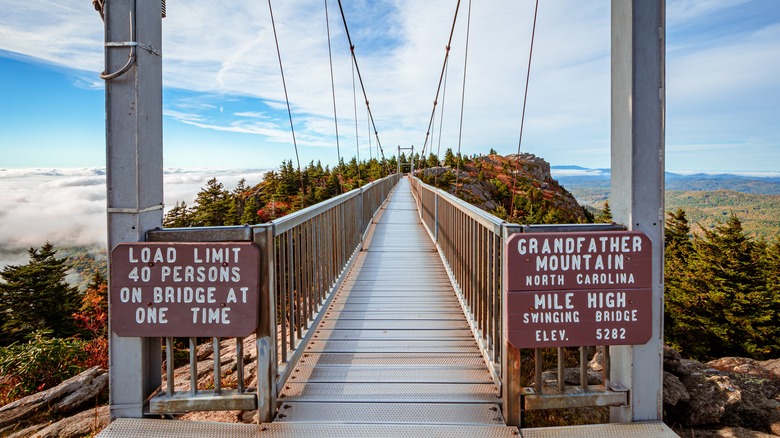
240 195 261 224
426 153 439 168
761 235 780 351
192 178 230 226
676 214 778 359
163 201 194 228
324 172 342 198
224 178 247 226
596 200 612 223
443 149 456 167
765 235 780 294
663 209 695 353
0 243 81 344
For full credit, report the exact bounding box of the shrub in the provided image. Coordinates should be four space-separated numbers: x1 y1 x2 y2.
0 330 87 402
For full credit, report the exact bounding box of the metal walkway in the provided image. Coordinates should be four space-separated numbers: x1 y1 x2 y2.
269 177 516 435
97 178 677 437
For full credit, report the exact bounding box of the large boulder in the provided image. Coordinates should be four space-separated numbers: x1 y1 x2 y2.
663 347 780 435
0 367 107 432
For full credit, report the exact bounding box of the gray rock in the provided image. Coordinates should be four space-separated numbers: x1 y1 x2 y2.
541 367 603 387
0 366 104 429
664 345 683 373
663 371 690 406
679 370 729 425
29 405 109 438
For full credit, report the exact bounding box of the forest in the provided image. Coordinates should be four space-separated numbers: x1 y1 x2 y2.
0 151 778 410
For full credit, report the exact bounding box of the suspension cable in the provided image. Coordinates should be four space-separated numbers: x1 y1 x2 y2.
367 105 373 161
352 56 362 183
420 0 462 158
336 0 389 174
454 0 473 193
435 56 450 186
510 0 540 219
325 0 342 167
267 0 306 207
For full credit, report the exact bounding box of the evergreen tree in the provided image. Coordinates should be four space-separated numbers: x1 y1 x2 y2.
596 200 612 223
0 243 80 344
761 235 780 347
765 235 780 294
276 160 299 198
443 148 456 167
426 153 439 168
663 209 695 353
324 172 342 198
224 178 247 226
240 195 261 224
367 159 383 181
163 201 194 228
192 178 230 226
675 214 778 359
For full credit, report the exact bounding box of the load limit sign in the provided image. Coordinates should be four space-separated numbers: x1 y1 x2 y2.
110 242 261 338
504 231 653 348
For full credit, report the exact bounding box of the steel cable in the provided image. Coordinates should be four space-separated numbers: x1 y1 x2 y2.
510 0 540 219
454 0 473 193
267 0 306 207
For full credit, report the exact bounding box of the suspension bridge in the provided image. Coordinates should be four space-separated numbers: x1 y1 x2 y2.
97 0 676 436
100 176 675 437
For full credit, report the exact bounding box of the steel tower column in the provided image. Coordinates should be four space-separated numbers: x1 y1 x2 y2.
610 0 665 422
104 0 164 419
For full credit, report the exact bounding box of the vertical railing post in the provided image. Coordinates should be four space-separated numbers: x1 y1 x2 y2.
610 0 665 423
358 187 365 242
433 192 439 242
105 0 163 420
501 223 524 426
253 224 277 423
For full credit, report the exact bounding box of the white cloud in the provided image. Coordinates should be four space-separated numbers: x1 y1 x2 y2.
1 1 778 171
550 168 609 178
0 168 268 268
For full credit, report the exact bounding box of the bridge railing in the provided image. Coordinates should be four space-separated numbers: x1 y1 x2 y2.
411 176 503 382
410 175 627 426
145 173 401 421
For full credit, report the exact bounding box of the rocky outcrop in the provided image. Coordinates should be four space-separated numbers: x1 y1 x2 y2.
662 347 780 436
418 153 588 223
6 406 109 438
0 366 108 437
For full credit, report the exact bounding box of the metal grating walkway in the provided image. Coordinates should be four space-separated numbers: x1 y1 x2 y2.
274 177 512 433
97 178 678 437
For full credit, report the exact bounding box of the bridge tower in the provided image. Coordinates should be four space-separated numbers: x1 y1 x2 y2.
609 0 665 422
103 0 164 419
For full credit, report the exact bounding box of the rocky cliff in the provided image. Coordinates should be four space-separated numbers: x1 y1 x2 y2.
418 153 590 224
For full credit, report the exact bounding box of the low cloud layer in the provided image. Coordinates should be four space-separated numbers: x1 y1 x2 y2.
0 168 267 268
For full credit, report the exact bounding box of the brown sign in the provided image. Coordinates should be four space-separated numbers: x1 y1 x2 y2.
110 242 261 337
504 231 652 348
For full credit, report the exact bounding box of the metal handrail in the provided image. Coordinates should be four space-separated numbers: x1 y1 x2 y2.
146 172 401 421
410 176 504 386
409 175 628 426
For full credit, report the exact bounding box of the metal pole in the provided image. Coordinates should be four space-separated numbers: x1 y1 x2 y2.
410 145 415 174
610 0 665 422
105 0 164 420
501 224 524 426
254 225 278 422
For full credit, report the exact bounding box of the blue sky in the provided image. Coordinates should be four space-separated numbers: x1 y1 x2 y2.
1 0 779 172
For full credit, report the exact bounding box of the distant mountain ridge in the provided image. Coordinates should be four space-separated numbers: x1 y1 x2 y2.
551 166 780 195
551 165 780 239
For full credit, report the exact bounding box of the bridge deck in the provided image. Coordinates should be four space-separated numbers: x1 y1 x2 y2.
274 177 508 431
97 178 677 436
